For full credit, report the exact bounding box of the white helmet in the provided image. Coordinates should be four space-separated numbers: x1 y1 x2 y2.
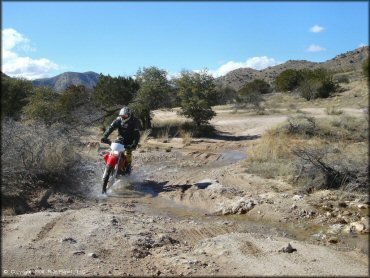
119 106 131 123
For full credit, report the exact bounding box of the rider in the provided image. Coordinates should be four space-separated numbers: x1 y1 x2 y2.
101 106 140 174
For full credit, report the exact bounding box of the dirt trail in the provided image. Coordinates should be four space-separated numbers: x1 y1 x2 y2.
2 108 368 276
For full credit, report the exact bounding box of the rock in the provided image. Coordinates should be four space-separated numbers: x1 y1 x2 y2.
328 237 339 244
61 237 77 244
348 222 366 233
231 197 256 214
327 224 344 234
291 204 297 210
312 232 326 241
338 202 347 208
72 250 85 255
111 217 119 225
131 248 151 258
357 204 368 209
279 243 297 253
88 252 98 258
292 195 303 201
342 210 352 216
156 235 180 246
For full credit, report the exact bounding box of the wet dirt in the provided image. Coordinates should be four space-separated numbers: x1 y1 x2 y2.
2 108 368 276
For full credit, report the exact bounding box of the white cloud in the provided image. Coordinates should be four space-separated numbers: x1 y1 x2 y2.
210 56 281 77
309 25 325 33
1 28 59 79
306 44 326 52
358 43 368 47
167 57 281 79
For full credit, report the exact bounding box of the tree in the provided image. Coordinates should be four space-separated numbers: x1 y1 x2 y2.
175 70 216 127
1 75 33 119
22 87 65 125
59 85 89 112
275 69 303 92
92 74 139 123
130 67 173 129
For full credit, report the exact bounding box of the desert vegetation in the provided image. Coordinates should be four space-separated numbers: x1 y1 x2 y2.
275 68 338 100
245 114 368 193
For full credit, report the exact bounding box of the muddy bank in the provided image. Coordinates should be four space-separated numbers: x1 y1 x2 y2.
2 109 369 276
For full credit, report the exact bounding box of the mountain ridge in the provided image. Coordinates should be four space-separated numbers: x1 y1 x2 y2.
32 71 100 92
216 46 368 90
28 46 369 92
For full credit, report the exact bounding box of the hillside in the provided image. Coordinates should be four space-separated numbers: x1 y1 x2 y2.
217 46 369 90
32 71 100 92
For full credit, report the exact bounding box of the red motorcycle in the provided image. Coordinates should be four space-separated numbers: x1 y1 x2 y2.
101 139 131 194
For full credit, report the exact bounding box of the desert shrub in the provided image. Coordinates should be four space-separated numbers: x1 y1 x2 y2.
22 86 68 124
214 84 238 105
237 90 263 110
240 79 272 95
275 69 303 92
292 143 367 193
280 115 367 142
1 75 33 119
246 115 368 193
1 119 81 192
334 75 350 84
285 115 317 137
298 68 337 100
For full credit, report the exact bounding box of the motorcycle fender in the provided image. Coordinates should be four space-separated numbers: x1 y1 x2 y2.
105 153 118 167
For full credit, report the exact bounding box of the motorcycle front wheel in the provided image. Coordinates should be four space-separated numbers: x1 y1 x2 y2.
102 165 113 194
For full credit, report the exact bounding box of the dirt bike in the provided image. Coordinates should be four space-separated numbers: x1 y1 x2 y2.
101 139 131 194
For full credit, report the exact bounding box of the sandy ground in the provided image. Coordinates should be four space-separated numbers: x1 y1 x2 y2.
2 107 369 277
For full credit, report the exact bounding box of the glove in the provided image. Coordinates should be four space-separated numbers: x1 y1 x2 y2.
100 137 111 145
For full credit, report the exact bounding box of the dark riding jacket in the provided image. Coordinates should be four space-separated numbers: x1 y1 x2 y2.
102 116 140 148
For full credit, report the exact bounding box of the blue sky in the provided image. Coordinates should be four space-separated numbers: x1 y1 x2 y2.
2 1 368 79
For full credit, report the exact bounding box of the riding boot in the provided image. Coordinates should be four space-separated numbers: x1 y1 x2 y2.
125 149 133 175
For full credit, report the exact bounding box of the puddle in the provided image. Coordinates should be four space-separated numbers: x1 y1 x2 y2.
220 150 247 162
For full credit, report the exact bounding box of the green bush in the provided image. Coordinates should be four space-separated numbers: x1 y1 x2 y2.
22 87 66 124
240 79 272 95
298 68 337 100
1 75 33 119
275 69 303 92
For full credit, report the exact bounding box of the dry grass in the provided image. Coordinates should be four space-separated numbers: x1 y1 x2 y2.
325 105 343 115
180 130 193 146
139 129 152 145
2 207 16 216
244 114 368 192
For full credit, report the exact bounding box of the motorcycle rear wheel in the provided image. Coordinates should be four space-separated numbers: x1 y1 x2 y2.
102 165 113 194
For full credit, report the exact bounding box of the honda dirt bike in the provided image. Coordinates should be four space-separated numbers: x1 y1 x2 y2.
101 139 131 194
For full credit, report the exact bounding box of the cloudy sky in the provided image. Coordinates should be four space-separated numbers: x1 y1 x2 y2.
2 1 368 80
